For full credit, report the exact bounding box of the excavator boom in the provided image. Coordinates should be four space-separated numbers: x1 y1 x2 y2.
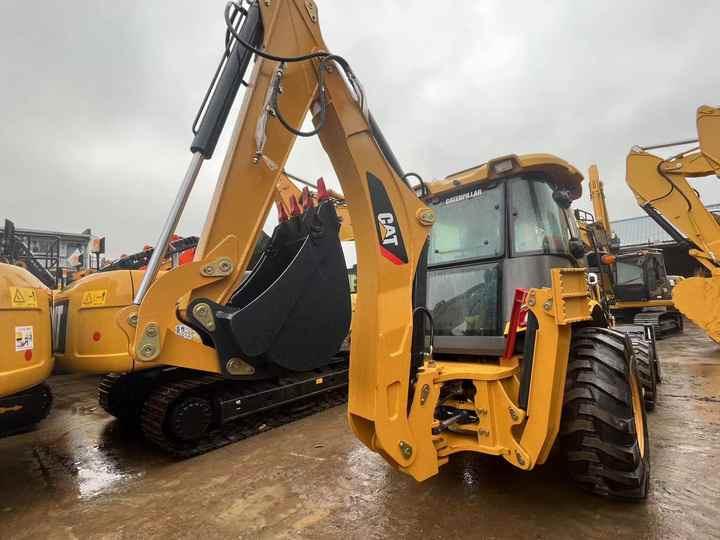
626 105 720 341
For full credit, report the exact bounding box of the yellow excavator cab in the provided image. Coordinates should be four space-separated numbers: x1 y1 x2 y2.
0 262 53 435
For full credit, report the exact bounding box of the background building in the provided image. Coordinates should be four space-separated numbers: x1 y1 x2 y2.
0 219 103 287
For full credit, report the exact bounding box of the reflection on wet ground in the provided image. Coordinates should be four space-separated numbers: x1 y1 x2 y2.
0 323 718 539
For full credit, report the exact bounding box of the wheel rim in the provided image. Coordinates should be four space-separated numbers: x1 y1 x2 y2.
629 371 646 458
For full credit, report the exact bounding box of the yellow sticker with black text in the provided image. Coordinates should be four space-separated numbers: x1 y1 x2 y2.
80 289 108 307
9 287 38 308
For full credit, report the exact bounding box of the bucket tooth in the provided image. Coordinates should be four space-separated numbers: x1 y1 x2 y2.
276 201 289 222
301 186 314 210
289 195 302 216
316 177 330 201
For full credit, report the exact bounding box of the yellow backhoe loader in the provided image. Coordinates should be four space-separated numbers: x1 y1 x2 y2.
626 105 720 342
51 0 648 499
0 263 53 436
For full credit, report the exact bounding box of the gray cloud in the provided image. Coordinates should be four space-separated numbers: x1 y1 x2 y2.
1 1 717 260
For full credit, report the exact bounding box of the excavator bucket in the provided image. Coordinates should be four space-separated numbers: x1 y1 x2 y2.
187 198 351 375
672 276 720 343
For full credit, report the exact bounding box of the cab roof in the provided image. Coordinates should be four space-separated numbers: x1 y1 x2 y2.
426 153 584 200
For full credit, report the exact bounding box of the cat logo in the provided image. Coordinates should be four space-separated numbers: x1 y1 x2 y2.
377 213 399 246
367 172 408 265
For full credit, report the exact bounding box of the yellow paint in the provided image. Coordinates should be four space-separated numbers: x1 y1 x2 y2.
625 105 720 342
80 289 108 307
0 263 53 398
9 287 38 308
673 276 720 343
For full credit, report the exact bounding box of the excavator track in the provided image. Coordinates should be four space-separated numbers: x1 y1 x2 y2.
0 383 53 437
100 359 349 457
632 310 683 339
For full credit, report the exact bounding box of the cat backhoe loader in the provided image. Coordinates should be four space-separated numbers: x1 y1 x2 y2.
626 105 720 342
581 165 682 337
0 263 53 436
58 0 648 499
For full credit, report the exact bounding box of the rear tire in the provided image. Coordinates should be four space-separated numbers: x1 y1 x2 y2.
561 327 650 500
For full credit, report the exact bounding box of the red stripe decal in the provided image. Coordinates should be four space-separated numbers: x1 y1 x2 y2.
380 246 404 265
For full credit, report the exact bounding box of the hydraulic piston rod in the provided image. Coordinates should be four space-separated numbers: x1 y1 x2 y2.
133 2 263 304
638 138 698 151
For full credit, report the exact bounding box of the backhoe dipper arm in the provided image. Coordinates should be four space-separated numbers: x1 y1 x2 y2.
626 106 720 270
120 0 433 473
588 164 612 235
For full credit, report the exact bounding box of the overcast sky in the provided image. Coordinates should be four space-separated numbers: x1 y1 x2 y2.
0 1 717 262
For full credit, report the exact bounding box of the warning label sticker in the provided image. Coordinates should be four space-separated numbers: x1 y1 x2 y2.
9 287 38 308
15 326 34 351
175 324 201 343
80 289 108 307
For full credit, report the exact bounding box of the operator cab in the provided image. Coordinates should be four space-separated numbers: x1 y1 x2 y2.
614 250 672 302
424 154 584 356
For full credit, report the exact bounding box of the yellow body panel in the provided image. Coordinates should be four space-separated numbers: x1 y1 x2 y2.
429 153 583 198
396 269 591 480
53 270 144 373
0 263 53 397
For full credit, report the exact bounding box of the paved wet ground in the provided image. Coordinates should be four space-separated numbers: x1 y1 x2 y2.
1 323 718 539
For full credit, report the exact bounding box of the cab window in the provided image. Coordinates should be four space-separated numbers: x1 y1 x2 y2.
510 178 571 256
427 263 501 336
428 184 505 266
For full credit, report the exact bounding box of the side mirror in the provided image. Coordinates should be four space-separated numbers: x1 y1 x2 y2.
553 189 573 209
569 239 586 260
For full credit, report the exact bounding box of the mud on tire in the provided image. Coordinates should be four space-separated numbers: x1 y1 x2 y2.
560 327 650 500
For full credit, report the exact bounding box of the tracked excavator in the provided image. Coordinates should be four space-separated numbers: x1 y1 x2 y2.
54 0 648 498
0 263 53 436
626 105 720 342
580 165 682 337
